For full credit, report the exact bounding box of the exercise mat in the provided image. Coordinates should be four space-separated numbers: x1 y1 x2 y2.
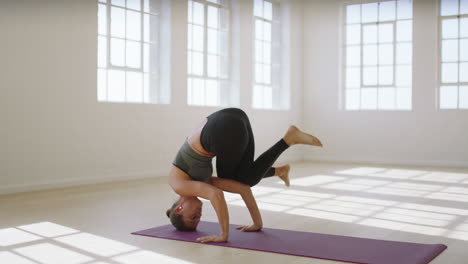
132 221 446 264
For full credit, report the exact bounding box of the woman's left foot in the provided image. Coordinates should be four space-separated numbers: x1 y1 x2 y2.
277 164 291 187
283 125 323 147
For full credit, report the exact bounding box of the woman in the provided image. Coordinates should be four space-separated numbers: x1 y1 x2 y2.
167 108 322 243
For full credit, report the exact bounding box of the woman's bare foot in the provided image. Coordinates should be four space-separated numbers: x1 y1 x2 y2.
276 164 291 187
283 125 323 147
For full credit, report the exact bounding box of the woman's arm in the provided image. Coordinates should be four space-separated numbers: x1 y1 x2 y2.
211 178 263 231
169 166 229 242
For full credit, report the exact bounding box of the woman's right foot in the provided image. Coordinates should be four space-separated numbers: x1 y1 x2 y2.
283 125 323 147
277 164 291 187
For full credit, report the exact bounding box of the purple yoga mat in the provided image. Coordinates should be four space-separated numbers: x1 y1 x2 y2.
132 221 447 264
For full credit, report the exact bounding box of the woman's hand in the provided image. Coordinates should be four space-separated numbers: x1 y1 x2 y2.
196 234 228 243
236 224 262 232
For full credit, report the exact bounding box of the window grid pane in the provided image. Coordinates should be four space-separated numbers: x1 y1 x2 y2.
253 0 280 109
98 0 162 104
344 0 413 111
187 0 230 107
439 0 468 109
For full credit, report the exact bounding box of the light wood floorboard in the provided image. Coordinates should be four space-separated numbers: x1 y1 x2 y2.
1 161 467 264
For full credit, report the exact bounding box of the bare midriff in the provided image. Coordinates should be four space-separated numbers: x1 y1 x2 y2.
187 118 215 158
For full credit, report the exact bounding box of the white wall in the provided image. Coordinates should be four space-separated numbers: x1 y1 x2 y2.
0 0 304 195
302 0 468 167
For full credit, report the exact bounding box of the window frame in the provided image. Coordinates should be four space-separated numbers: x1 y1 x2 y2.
342 0 414 111
97 0 164 104
438 0 468 110
252 0 282 110
359 21 397 89
187 0 232 107
105 3 145 72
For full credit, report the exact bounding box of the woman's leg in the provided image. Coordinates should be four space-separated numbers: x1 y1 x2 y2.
215 109 289 187
213 110 251 181
214 108 322 187
235 135 289 187
237 123 324 187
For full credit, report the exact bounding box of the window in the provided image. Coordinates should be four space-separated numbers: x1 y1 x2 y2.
187 0 230 106
253 0 281 109
344 0 413 110
439 0 468 109
97 0 169 104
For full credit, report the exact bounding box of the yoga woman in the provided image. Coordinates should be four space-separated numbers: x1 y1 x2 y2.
167 108 322 243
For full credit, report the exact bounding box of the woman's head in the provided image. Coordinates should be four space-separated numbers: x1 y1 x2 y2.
166 196 203 231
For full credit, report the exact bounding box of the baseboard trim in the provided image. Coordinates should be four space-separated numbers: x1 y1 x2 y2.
0 169 168 196
304 154 468 169
0 153 305 196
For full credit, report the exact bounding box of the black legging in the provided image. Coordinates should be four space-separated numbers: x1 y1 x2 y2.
200 108 289 187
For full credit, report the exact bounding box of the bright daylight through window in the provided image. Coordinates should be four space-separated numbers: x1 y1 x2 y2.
97 0 168 104
344 0 413 110
439 0 468 109
252 0 282 109
187 0 230 106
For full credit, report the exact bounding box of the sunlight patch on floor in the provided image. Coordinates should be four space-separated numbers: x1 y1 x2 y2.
415 172 468 183
13 243 93 264
324 199 386 211
367 186 427 197
0 228 42 247
55 233 137 257
257 195 309 207
399 224 448 236
230 166 468 242
229 200 290 212
251 186 282 196
370 169 427 179
0 251 36 264
397 203 468 215
385 208 455 221
447 220 468 241
322 178 387 192
344 179 391 186
288 208 360 223
0 222 196 264
266 193 322 203
372 211 450 227
113 250 194 264
223 192 242 202
335 167 388 176
289 175 346 187
303 201 378 217
321 182 371 191
446 230 468 241
281 189 335 199
335 196 397 206
280 170 468 203
336 167 468 184
389 182 444 192
18 222 78 238
427 192 468 202
359 219 447 236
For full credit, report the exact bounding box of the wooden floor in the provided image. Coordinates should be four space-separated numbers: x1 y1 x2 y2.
1 161 467 264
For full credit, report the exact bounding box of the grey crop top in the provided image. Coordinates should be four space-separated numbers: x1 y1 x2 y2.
172 139 213 183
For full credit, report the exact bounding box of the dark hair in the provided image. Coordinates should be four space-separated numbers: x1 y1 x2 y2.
166 200 196 231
